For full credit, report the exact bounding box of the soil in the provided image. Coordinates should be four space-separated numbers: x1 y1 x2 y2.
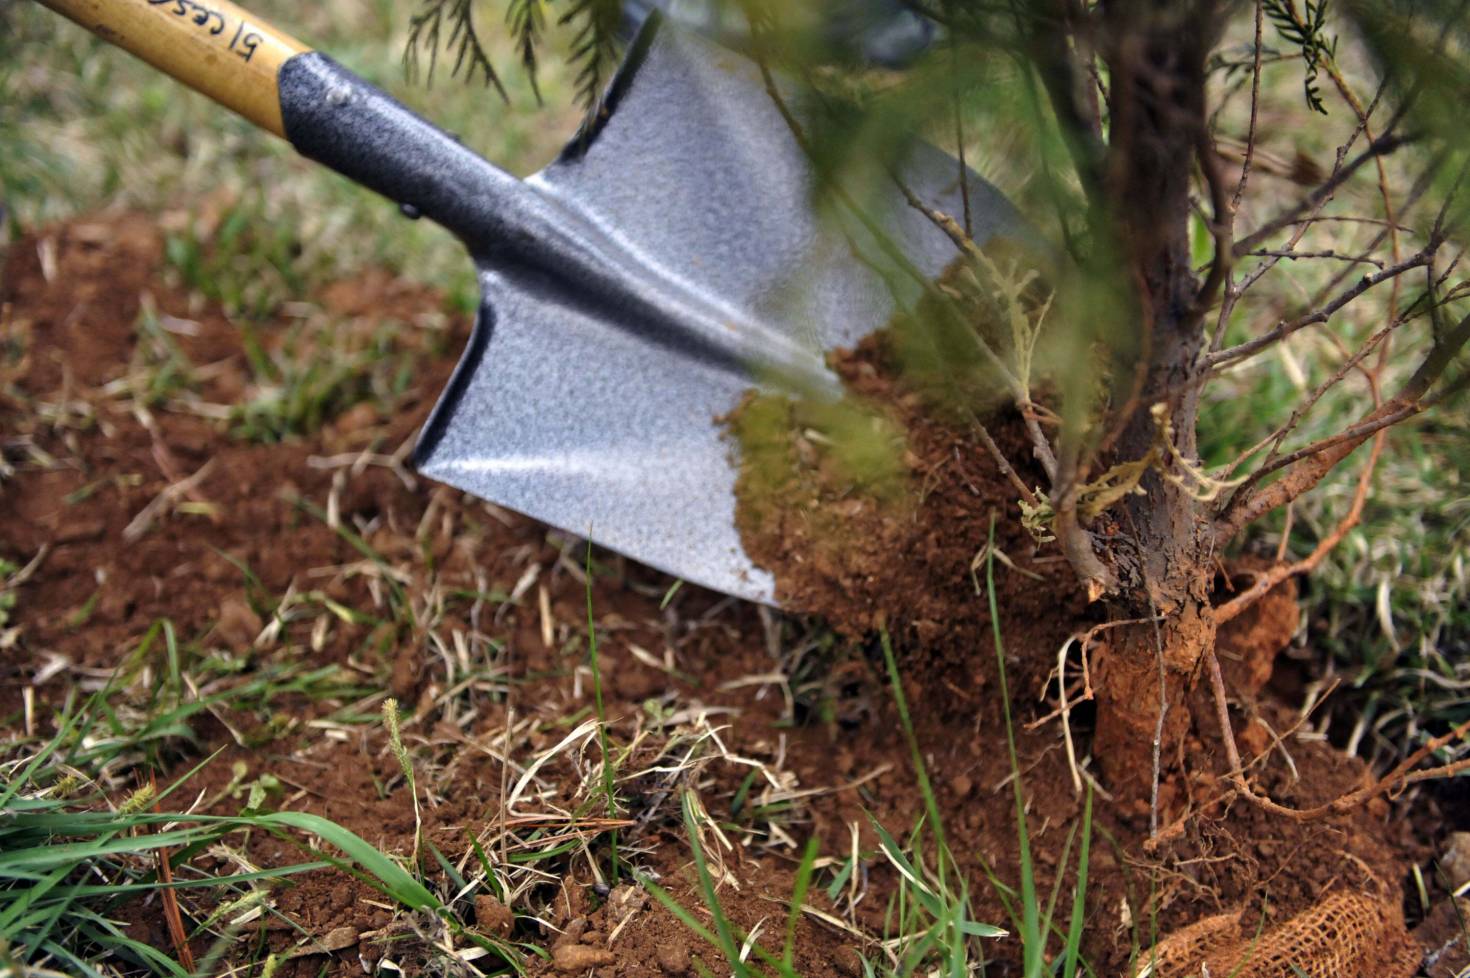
1 214 1463 978
725 330 1083 655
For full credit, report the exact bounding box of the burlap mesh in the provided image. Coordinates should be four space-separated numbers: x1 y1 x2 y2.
1134 891 1422 978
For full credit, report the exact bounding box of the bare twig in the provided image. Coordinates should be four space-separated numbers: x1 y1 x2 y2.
150 773 196 973
1233 132 1411 256
1245 248 1385 268
1215 417 1384 625
970 415 1041 506
1230 0 1265 215
1192 129 1236 317
1206 248 1434 370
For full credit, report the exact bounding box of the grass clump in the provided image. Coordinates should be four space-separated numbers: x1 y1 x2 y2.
0 676 321 976
229 313 421 443
585 544 622 882
0 617 528 977
0 0 580 286
873 628 1005 978
644 530 1094 978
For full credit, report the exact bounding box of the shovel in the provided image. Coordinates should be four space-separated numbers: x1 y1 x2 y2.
36 0 1018 604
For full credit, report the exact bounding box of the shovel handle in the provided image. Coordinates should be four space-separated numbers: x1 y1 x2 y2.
36 0 309 137
38 0 525 248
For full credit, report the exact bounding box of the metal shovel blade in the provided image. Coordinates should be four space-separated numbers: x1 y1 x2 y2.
411 18 1019 605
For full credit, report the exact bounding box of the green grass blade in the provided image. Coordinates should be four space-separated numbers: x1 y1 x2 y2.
586 541 620 880
0 828 211 871
1061 785 1094 978
784 837 820 972
879 630 950 888
681 792 755 978
254 811 440 911
985 517 1042 978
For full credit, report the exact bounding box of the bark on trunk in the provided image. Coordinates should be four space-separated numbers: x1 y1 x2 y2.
1088 0 1220 795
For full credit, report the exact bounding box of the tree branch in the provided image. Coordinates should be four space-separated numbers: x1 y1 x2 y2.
1232 131 1412 256
1206 645 1470 821
1204 248 1435 370
1214 309 1470 544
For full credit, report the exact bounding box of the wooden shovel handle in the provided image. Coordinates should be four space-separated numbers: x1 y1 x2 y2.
37 0 309 138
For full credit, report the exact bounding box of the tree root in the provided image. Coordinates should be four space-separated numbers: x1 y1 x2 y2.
1205 644 1470 821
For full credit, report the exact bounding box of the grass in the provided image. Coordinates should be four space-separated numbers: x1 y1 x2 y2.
1 0 581 285
0 641 453 977
645 540 1095 978
0 613 554 977
980 521 1092 978
585 543 622 882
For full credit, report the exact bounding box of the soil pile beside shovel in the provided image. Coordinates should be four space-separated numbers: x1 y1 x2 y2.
726 330 1084 658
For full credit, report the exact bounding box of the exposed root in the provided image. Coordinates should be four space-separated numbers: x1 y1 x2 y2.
1205 643 1470 821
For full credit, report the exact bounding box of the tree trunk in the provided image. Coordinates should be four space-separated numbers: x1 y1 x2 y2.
1089 0 1219 796
1093 584 1217 797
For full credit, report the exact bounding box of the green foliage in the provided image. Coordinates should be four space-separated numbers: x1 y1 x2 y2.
0 557 20 631
878 630 1008 977
0 614 530 975
0 650 319 975
407 0 505 95
228 316 420 443
1264 0 1338 114
978 524 1093 978
406 0 622 114
0 0 575 272
560 0 625 115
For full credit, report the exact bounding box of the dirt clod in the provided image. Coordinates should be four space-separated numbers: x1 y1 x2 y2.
554 944 617 972
654 939 690 975
475 894 515 938
1442 831 1470 888
314 926 360 954
389 644 421 701
215 596 263 649
833 946 863 977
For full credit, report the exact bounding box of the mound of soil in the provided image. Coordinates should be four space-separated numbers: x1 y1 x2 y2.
726 330 1082 655
1 215 1460 978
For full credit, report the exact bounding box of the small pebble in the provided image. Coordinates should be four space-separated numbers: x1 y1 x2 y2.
216 596 263 648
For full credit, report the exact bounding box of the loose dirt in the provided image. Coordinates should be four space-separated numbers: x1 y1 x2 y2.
725 329 1081 657
1 215 1461 977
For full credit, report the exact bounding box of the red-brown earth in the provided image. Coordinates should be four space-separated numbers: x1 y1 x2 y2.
1 214 1464 977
